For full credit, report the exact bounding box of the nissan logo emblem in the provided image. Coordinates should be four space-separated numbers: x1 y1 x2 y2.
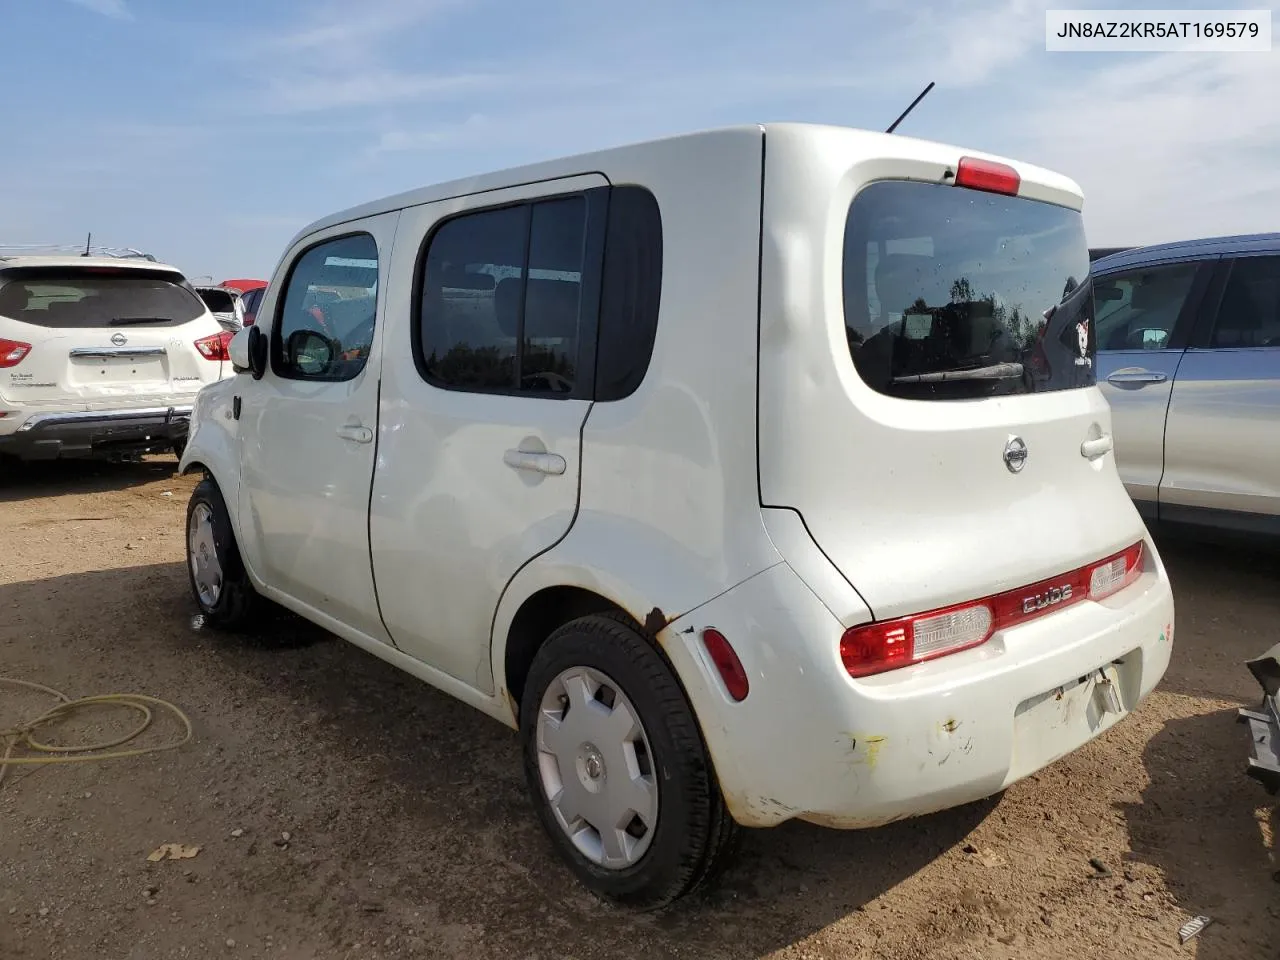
110 332 127 346
1004 435 1028 474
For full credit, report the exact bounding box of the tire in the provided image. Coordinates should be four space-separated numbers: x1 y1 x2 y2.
171 436 186 460
185 477 259 630
520 613 741 908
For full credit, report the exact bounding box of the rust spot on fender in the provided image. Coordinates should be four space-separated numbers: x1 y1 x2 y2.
643 606 668 635
942 718 961 734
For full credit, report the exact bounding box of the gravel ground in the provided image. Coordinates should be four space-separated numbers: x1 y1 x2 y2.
1 457 1278 960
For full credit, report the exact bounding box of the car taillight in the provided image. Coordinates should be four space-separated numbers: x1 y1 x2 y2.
954 156 1021 196
0 338 31 368
1088 541 1144 601
840 541 1146 678
194 330 234 361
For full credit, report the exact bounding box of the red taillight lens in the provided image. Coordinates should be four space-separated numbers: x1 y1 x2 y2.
0 338 31 368
841 602 995 678
194 330 234 361
1088 541 1144 601
841 542 1147 679
954 156 1021 196
701 628 749 701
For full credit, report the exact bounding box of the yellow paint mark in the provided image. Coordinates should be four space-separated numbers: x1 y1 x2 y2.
863 735 887 768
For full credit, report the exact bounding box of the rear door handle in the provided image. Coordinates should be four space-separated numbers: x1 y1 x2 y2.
503 449 566 476
337 423 373 444
1106 369 1167 385
1081 435 1114 460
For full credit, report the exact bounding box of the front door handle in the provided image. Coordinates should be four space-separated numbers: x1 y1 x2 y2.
1081 434 1114 460
503 449 566 476
1106 369 1168 385
337 423 373 444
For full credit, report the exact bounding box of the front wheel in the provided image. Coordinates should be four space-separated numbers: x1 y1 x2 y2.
520 614 740 907
186 477 258 630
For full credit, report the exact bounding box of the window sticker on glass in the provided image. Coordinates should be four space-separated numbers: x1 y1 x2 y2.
902 312 932 339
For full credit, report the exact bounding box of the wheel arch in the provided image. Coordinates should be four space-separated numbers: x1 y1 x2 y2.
491 522 780 724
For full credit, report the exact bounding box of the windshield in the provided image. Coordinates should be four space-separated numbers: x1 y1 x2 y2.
0 268 206 328
843 180 1095 401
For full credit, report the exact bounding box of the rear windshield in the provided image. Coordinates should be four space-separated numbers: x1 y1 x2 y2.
843 180 1095 401
0 268 206 329
196 288 237 314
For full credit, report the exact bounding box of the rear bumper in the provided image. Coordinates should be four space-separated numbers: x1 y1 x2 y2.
0 406 192 460
662 539 1175 829
1238 644 1280 795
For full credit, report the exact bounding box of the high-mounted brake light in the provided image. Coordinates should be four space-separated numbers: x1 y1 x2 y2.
841 542 1146 678
701 628 749 701
954 156 1021 196
0 338 32 368
194 330 234 362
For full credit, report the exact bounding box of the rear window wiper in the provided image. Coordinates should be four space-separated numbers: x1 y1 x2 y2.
893 362 1024 384
112 317 172 325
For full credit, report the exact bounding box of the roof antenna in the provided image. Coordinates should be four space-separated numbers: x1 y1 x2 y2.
82 232 91 257
886 81 936 135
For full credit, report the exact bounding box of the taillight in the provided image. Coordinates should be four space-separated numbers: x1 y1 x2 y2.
1088 541 1144 601
954 156 1021 196
194 330 234 361
701 628 749 701
0 338 31 368
841 542 1146 678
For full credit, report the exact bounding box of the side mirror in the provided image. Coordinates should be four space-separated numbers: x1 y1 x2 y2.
228 327 252 373
247 327 270 378
285 328 335 377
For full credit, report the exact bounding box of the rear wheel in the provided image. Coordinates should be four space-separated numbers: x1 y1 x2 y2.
186 477 258 630
520 614 740 907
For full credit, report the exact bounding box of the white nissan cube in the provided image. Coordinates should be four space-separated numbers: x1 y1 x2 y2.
179 123 1175 906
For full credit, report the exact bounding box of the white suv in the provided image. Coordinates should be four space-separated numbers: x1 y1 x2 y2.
179 123 1175 906
0 255 234 462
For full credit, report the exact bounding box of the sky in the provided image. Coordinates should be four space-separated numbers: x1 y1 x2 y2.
1 0 1277 281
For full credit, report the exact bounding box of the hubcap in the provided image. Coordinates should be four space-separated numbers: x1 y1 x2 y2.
187 503 223 609
536 666 659 869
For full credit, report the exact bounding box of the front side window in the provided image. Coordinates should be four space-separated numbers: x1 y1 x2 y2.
1094 263 1199 351
272 233 379 382
1210 256 1280 349
843 180 1095 400
416 195 588 396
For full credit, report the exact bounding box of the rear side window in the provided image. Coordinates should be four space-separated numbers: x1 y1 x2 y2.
1210 256 1280 348
843 180 1095 401
0 268 205 328
596 186 662 402
415 195 590 396
272 233 379 382
1094 264 1198 351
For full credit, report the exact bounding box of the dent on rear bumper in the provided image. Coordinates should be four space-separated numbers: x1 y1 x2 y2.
663 542 1175 830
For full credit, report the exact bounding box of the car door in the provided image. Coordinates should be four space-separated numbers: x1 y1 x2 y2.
236 215 399 642
370 175 608 693
1161 253 1280 528
1093 259 1212 510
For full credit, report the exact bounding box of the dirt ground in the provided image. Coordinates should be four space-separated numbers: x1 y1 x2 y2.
1 457 1278 960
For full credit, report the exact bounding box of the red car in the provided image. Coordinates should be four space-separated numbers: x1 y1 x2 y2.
220 278 267 325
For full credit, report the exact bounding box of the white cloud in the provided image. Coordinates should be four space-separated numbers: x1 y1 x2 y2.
1014 50 1280 245
235 0 483 113
66 0 132 19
